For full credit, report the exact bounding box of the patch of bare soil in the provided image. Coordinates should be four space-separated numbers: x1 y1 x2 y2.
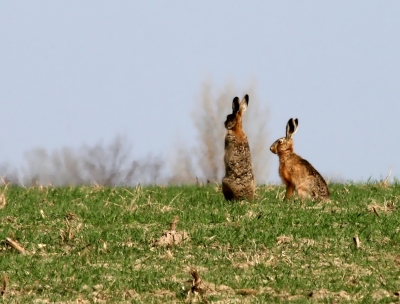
367 199 395 215
371 289 391 301
122 289 139 300
152 289 176 298
276 235 293 245
151 216 189 247
236 289 258 296
309 289 351 301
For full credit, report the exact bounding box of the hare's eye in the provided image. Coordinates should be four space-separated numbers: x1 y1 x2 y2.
278 139 283 144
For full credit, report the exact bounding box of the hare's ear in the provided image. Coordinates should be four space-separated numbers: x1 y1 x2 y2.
286 118 299 139
232 97 240 113
239 94 249 112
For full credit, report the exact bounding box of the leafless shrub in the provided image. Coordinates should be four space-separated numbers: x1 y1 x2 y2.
169 79 270 184
4 136 163 187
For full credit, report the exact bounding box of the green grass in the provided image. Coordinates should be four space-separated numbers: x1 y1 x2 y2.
0 183 399 303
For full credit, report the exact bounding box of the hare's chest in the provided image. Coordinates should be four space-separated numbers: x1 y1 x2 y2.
279 164 291 183
279 160 297 184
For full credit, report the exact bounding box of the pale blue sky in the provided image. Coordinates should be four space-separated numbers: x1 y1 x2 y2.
1 1 399 183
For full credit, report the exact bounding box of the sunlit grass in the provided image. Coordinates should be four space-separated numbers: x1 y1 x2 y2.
0 183 399 302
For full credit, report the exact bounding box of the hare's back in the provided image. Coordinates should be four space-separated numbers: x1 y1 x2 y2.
299 158 330 197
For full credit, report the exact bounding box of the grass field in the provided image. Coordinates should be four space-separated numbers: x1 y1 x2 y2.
0 182 399 303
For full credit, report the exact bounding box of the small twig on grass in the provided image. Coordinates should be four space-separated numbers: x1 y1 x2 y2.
74 243 91 256
372 207 380 217
353 235 361 249
0 275 9 299
79 243 91 251
5 238 27 254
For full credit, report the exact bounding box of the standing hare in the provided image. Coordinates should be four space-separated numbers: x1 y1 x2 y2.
270 118 330 201
222 94 255 201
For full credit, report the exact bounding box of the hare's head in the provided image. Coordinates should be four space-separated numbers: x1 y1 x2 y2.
270 118 298 155
224 95 249 130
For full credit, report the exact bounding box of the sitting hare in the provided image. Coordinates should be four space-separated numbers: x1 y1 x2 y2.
270 118 329 200
222 94 255 200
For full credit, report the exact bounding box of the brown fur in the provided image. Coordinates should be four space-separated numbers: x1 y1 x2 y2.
270 118 329 201
222 95 255 201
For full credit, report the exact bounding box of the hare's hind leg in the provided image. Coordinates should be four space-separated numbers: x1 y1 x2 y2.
285 183 295 199
296 187 312 200
222 178 234 200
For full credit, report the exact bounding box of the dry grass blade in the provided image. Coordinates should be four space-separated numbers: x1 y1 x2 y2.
0 194 6 210
378 169 392 188
0 176 7 186
5 237 27 254
169 193 181 205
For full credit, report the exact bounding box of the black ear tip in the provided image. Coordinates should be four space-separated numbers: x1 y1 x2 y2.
244 94 249 102
232 97 240 113
295 118 298 125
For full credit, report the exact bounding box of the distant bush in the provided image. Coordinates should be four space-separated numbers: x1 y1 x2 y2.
1 136 163 187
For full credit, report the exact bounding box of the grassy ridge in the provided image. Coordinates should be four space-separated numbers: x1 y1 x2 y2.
0 183 399 303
